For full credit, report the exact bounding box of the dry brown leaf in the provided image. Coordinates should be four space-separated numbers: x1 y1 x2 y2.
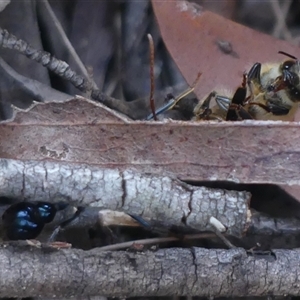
151 1 300 199
151 1 300 121
0 96 300 185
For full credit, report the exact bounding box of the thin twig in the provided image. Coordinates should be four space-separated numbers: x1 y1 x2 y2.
147 33 157 121
0 28 147 118
39 0 98 90
213 228 236 249
0 28 91 92
97 233 215 251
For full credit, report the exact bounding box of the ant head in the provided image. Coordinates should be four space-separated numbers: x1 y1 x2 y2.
277 51 300 100
279 51 299 72
277 51 300 88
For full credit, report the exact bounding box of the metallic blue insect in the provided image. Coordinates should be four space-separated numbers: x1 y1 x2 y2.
2 201 82 241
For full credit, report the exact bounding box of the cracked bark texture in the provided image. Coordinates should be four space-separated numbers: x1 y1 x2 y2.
0 245 299 298
0 158 250 237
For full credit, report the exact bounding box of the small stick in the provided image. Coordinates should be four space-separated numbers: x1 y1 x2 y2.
209 217 236 249
147 33 157 121
97 232 215 251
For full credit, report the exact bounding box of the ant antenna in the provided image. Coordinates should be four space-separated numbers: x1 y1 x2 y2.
166 72 202 111
147 33 157 121
145 72 202 120
278 51 298 60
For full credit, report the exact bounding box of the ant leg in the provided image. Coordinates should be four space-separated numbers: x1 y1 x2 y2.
231 104 254 120
130 214 152 228
146 94 177 120
266 101 290 115
166 72 201 111
249 101 290 116
194 91 217 120
268 71 298 94
48 206 85 243
130 214 170 236
146 87 196 120
269 75 286 92
130 214 200 237
195 92 229 121
146 73 201 120
226 74 248 121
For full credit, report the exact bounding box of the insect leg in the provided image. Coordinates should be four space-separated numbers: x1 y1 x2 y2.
232 105 254 120
146 94 176 120
48 206 85 243
249 101 291 116
129 214 175 237
129 214 152 228
146 73 201 120
226 75 248 121
130 214 202 237
193 91 216 120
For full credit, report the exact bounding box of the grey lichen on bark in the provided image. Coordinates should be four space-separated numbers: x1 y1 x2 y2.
0 245 299 298
0 159 251 237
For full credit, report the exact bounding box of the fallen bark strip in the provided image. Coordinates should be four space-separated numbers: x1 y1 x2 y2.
2 98 300 185
0 159 251 237
0 244 299 298
151 2 300 104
